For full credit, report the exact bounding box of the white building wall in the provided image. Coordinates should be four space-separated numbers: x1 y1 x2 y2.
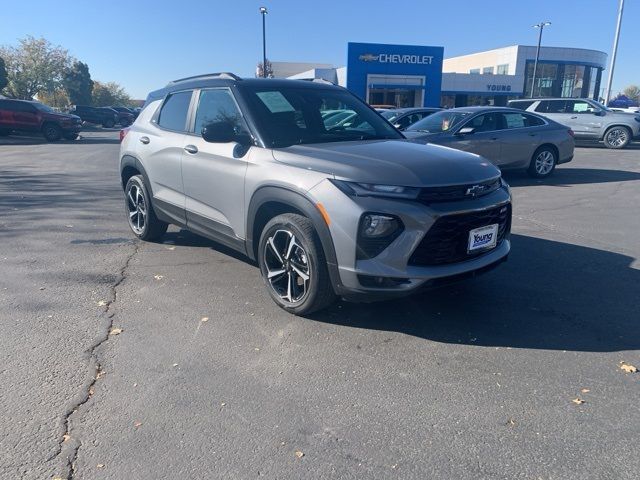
443 46 519 75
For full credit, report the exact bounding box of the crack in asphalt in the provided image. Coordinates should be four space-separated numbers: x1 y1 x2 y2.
50 241 140 479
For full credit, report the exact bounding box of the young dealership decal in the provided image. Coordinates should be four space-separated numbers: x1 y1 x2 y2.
487 84 512 92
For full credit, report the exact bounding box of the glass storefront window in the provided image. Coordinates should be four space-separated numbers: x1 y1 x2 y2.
524 61 601 98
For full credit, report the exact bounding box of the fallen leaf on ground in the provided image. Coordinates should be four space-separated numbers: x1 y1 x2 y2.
97 300 108 306
620 362 637 373
109 327 123 336
97 464 105 468
506 418 516 426
172 363 178 367
220 402 226 407
201 317 209 322
153 275 164 280
62 434 71 442
134 421 142 427
295 451 304 458
39 286 45 290
581 388 590 393
572 398 585 405
96 369 105 379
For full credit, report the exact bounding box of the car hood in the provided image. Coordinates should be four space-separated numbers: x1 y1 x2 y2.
46 112 81 121
271 139 499 187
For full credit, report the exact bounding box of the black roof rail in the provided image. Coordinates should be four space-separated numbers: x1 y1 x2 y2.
167 72 242 85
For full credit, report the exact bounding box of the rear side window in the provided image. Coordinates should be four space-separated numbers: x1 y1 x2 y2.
502 112 545 129
536 100 566 113
509 100 534 111
193 88 247 135
158 91 192 131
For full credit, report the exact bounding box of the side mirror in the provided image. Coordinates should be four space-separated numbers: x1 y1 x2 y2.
594 110 606 117
201 122 236 143
456 127 475 135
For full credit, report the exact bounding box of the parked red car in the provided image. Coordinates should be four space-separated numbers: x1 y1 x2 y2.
0 99 83 141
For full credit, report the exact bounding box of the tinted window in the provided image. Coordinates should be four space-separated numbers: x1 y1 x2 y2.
536 100 567 113
406 110 470 133
502 112 545 129
509 100 534 111
6 102 36 113
194 89 247 135
467 113 501 132
158 91 192 131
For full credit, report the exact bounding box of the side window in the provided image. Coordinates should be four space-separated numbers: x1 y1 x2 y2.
467 113 501 132
510 100 534 111
522 113 545 127
158 91 192 131
12 102 36 113
502 113 545 129
567 100 595 113
538 100 567 113
194 89 247 135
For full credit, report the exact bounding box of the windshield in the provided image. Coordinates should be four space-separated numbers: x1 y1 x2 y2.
240 85 403 147
33 102 56 113
405 110 471 133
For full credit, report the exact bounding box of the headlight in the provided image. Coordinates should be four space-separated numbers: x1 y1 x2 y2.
331 179 420 199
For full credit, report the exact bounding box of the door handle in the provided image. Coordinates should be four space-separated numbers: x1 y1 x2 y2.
490 137 499 141
570 116 578 119
529 133 537 136
139 136 150 144
183 145 198 154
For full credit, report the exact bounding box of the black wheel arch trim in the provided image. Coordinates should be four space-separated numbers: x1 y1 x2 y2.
246 186 343 294
120 154 153 195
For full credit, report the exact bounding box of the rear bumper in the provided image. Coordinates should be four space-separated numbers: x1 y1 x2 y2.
558 154 573 165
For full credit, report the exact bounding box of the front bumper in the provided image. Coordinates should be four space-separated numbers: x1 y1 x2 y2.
308 180 512 301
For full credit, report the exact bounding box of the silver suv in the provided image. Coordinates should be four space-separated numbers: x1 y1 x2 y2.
509 98 640 149
120 73 512 314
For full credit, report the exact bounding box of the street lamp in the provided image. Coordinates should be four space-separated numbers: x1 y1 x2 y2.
259 7 268 78
530 21 551 98
603 0 625 104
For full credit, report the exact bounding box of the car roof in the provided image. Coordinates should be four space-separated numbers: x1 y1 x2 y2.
510 98 595 102
386 107 441 114
443 106 531 114
146 74 342 104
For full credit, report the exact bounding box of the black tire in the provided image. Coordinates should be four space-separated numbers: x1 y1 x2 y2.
124 175 168 241
103 119 115 129
603 126 631 149
42 123 62 142
527 145 557 178
258 213 336 315
63 133 80 141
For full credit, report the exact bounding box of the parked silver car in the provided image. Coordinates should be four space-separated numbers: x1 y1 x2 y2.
509 98 640 149
403 107 575 178
120 74 511 315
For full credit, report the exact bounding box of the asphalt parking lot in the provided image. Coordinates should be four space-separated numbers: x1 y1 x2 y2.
1 131 639 480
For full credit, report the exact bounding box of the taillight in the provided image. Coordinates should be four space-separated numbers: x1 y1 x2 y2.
119 128 130 142
568 129 575 137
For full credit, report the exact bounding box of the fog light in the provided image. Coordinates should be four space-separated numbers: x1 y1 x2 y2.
361 214 399 237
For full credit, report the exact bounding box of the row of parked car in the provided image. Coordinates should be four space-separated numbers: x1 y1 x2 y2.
0 99 140 141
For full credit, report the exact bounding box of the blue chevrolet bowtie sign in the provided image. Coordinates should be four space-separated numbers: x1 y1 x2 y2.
346 42 444 107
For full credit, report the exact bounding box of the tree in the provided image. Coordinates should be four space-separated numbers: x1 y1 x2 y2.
256 59 274 78
0 57 7 93
37 89 70 108
91 81 132 107
622 85 640 103
64 61 93 105
0 36 71 99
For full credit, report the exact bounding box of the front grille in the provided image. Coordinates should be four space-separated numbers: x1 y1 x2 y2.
408 203 511 266
417 178 501 204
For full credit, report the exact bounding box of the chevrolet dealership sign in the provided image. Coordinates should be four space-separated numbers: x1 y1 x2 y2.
359 53 434 65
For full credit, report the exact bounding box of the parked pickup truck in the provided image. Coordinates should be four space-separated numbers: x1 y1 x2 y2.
0 99 82 141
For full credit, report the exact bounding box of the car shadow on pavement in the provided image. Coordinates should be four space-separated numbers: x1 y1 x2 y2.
0 135 120 146
503 168 640 187
160 230 257 266
309 234 640 353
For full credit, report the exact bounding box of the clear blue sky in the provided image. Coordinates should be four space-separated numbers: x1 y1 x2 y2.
1 0 638 99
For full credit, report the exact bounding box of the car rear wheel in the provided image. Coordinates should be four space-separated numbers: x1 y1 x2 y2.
258 213 336 315
42 123 62 142
528 146 557 178
603 126 631 149
124 175 168 241
103 119 115 129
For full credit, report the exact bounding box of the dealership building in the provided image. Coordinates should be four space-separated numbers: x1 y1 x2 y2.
272 42 607 108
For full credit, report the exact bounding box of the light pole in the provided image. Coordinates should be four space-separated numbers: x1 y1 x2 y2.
604 0 625 104
259 7 268 78
530 21 551 98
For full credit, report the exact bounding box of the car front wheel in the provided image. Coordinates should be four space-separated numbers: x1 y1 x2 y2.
42 123 62 142
603 126 631 149
258 213 336 315
124 175 168 241
103 119 115 128
528 146 557 178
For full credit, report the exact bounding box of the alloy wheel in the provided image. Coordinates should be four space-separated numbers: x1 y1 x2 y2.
126 183 147 235
263 229 310 304
606 128 628 148
534 150 555 175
